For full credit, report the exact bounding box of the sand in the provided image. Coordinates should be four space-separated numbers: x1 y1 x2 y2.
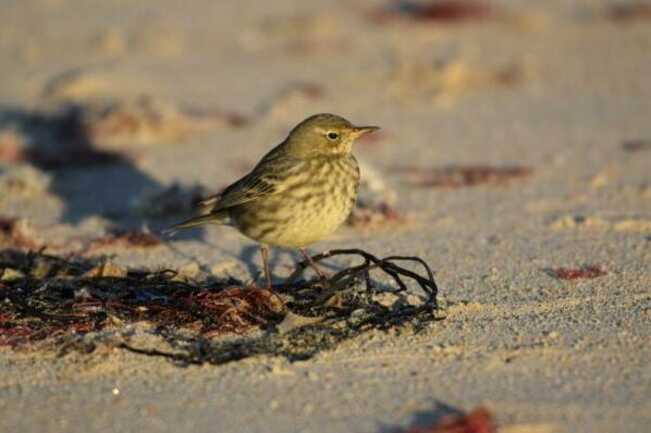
0 0 650 432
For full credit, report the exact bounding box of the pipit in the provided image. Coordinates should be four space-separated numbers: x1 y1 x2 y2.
167 113 379 287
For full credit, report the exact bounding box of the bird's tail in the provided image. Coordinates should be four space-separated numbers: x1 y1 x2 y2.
162 212 226 237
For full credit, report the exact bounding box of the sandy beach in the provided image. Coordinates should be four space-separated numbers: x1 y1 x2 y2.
1 1 650 432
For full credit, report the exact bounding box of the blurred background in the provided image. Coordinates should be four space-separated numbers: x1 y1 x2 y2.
1 0 650 265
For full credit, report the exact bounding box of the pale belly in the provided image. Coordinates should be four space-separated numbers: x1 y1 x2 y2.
263 199 351 247
231 156 359 248
234 190 355 247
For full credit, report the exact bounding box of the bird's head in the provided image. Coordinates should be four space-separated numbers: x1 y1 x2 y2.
284 113 379 158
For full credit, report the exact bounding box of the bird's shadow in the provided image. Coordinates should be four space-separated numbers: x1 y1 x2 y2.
238 244 348 284
239 244 292 283
0 104 203 240
239 244 264 282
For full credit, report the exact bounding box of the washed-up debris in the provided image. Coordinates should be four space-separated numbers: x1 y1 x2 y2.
622 139 651 152
88 230 162 252
394 165 532 188
545 265 607 280
0 249 440 364
396 407 495 433
606 3 651 22
372 0 494 24
415 408 494 433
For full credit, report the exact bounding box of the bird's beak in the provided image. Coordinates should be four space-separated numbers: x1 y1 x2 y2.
351 125 380 137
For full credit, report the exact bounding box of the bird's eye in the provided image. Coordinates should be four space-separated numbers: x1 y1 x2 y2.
327 131 339 141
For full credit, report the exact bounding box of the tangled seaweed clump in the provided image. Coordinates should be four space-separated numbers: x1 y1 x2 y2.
0 248 441 365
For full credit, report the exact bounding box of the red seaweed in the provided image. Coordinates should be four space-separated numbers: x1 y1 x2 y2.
372 1 493 24
607 3 651 22
394 165 532 188
547 265 607 280
88 230 162 250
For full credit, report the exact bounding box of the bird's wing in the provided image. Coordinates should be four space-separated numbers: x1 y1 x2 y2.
208 172 277 211
200 145 289 211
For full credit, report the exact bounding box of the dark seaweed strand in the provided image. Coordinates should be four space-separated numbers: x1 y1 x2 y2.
290 248 438 302
2 248 441 364
116 249 441 365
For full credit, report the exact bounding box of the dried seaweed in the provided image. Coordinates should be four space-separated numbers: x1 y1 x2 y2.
397 407 495 433
0 248 441 364
607 3 651 22
622 139 651 152
373 1 493 24
88 230 162 251
394 165 532 188
545 265 607 280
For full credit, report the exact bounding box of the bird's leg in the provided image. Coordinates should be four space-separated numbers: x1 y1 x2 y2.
260 245 272 289
299 248 328 280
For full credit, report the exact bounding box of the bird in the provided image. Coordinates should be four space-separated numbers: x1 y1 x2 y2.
166 113 379 288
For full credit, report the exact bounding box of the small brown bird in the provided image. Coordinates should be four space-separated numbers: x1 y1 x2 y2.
168 113 379 287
